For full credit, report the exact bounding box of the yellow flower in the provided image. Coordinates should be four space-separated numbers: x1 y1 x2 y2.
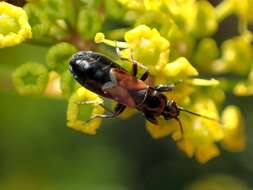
194 143 220 164
118 0 163 11
163 59 218 104
165 82 193 104
0 2 32 48
162 0 197 32
192 0 217 37
231 0 253 22
124 25 170 74
143 0 163 11
186 78 220 86
233 82 253 96
221 105 246 151
95 25 170 76
146 97 223 163
117 0 145 10
67 88 104 135
163 57 198 79
146 117 178 139
234 69 253 96
193 38 219 72
177 98 222 163
220 34 253 75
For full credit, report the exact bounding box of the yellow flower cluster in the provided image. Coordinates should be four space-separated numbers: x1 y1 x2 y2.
5 0 248 164
94 25 245 163
116 0 253 80
124 25 170 75
231 0 253 22
221 106 245 151
118 0 216 38
0 2 32 48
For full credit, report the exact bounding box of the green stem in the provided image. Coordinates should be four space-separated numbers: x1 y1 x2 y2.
25 38 57 47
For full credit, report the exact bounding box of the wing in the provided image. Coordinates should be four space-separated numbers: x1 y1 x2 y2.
102 68 148 107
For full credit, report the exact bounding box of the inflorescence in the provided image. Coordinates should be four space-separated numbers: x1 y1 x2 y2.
1 0 252 163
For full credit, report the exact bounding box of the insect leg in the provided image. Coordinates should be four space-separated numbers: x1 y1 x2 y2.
140 71 149 81
77 100 101 105
115 43 138 76
129 53 138 76
77 100 116 114
114 103 126 115
144 113 158 125
82 103 126 123
129 54 150 80
115 41 129 61
115 41 149 78
154 80 183 92
154 84 175 92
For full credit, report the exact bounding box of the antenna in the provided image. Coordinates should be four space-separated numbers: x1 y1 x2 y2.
178 107 223 124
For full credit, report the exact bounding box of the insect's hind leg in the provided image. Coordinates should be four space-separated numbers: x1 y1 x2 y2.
78 101 126 123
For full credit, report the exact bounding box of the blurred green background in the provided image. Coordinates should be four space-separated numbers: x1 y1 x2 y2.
0 43 253 190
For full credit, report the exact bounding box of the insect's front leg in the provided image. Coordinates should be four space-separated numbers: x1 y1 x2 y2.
144 113 158 125
140 71 149 81
154 80 183 92
115 42 149 80
115 42 138 76
154 84 175 92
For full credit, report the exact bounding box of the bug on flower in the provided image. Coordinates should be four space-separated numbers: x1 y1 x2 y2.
69 51 220 133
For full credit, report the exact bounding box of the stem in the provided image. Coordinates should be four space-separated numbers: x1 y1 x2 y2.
25 38 57 47
63 32 95 50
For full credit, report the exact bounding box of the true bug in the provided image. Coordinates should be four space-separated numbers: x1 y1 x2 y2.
69 50 220 133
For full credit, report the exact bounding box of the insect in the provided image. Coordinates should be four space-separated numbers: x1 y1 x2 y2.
69 50 220 133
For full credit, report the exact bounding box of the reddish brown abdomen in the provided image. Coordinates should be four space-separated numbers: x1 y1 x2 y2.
102 68 148 107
